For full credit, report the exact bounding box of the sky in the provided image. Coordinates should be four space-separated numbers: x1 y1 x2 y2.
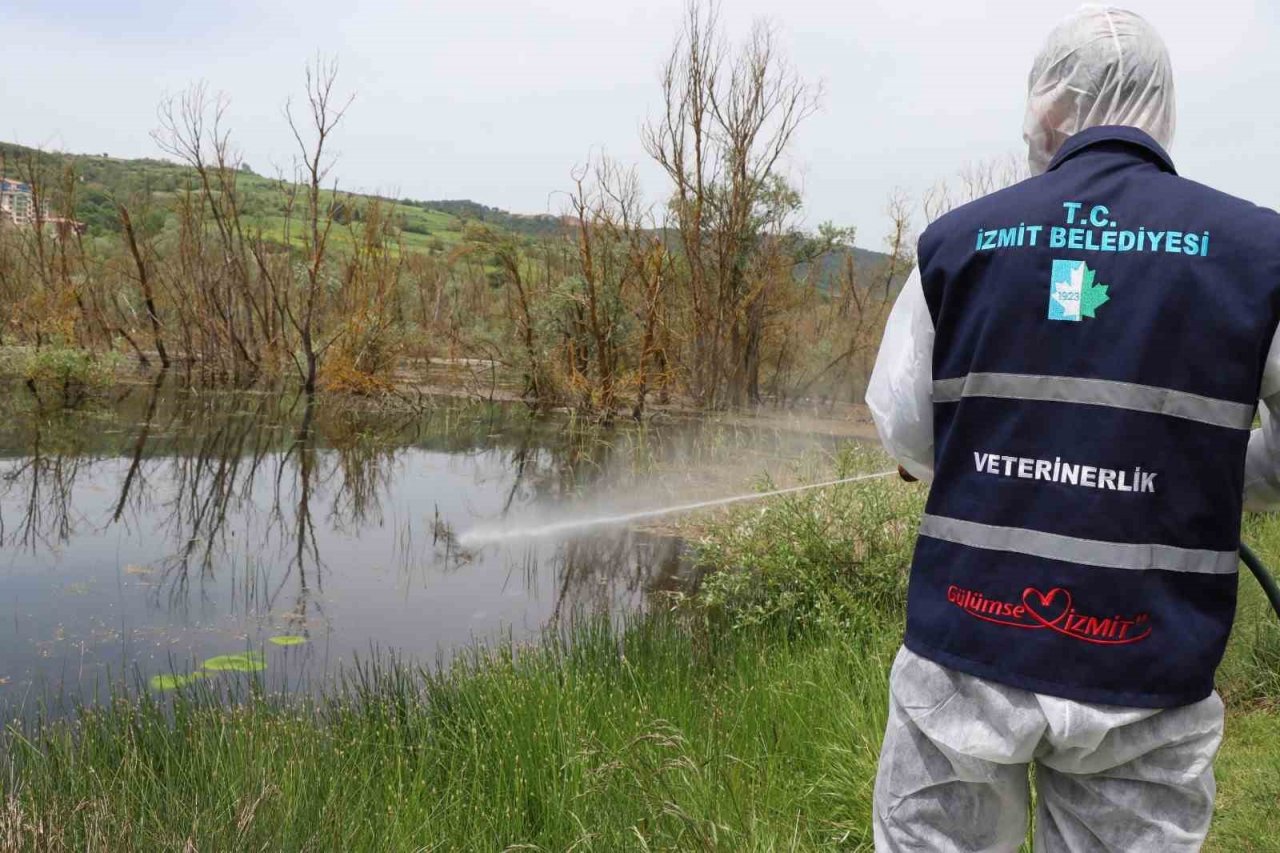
3 0 1277 244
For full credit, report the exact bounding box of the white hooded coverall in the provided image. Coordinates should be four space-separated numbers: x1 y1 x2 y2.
867 6 1280 851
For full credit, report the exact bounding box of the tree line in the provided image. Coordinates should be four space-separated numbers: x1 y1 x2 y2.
0 2 926 421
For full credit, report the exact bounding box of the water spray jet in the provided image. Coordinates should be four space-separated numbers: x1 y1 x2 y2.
456 469 899 548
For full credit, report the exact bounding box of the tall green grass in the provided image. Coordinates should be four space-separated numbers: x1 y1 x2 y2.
1218 514 1280 706
5 458 1280 851
1 615 900 851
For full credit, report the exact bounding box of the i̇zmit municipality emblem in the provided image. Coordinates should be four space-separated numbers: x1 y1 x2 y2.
1048 259 1110 322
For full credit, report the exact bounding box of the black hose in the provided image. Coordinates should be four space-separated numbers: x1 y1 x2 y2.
1240 541 1280 620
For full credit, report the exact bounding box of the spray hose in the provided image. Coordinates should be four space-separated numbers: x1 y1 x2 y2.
1241 542 1280 620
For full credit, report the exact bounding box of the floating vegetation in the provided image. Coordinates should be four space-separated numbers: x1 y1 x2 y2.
201 651 266 672
149 649 266 690
123 564 153 576
148 672 206 691
269 635 308 646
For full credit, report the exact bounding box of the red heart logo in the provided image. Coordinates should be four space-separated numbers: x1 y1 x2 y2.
1022 586 1072 628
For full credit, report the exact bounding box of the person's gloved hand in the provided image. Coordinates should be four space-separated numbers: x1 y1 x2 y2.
898 465 918 483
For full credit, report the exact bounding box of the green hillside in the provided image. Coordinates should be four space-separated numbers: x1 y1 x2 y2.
0 141 898 285
0 141 568 253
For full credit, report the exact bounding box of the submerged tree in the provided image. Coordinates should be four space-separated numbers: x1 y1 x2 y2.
0 5 919 417
284 56 354 394
643 0 821 407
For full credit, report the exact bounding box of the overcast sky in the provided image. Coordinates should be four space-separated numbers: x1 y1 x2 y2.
3 0 1276 244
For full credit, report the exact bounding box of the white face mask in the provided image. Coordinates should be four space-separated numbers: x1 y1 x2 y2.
1023 5 1176 174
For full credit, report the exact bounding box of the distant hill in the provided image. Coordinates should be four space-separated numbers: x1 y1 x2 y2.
0 141 561 252
403 199 569 239
798 244 909 294
0 141 900 288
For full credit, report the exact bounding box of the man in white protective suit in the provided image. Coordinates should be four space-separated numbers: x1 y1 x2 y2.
867 5 1280 851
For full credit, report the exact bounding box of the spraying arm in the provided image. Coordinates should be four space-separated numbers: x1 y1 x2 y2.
867 268 935 484
1245 325 1280 510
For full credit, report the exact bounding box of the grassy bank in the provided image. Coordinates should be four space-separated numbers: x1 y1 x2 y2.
4 451 1280 850
1 620 901 851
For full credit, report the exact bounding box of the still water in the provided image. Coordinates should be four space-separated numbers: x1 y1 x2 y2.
0 379 844 706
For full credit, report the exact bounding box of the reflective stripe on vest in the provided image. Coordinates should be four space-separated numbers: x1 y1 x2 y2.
933 372 1256 431
919 513 1239 574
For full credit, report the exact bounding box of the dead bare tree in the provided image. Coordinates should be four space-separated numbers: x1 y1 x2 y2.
923 154 1028 223
565 157 662 420
117 202 170 367
490 233 546 403
153 83 264 379
642 0 821 407
629 216 673 419
786 194 913 403
285 55 353 394
323 196 405 393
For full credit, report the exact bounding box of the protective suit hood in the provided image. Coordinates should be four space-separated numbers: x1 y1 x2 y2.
1024 5 1175 175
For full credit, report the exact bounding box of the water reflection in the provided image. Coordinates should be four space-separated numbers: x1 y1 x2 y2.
0 378 831 703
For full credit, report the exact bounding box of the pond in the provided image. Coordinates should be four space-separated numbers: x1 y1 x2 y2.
0 378 854 707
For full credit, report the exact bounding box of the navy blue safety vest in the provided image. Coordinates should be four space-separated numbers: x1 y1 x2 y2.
905 126 1280 708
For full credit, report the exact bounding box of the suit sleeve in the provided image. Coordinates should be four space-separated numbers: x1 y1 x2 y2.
866 267 935 483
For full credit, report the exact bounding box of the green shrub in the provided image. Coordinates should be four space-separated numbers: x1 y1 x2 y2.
18 347 119 407
693 444 925 632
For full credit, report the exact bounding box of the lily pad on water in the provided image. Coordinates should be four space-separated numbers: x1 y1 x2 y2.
149 672 206 691
268 635 308 647
201 651 266 672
